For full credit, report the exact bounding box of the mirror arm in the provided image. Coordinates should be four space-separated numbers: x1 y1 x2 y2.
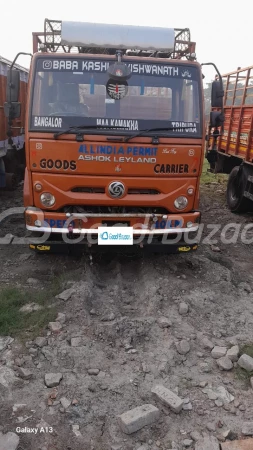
9 52 32 70
9 52 32 105
7 53 32 146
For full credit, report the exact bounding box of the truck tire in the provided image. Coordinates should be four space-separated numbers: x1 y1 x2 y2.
5 173 17 190
3 148 19 175
0 158 6 188
226 166 252 213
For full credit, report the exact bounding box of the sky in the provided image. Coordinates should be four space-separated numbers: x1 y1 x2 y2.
1 0 253 83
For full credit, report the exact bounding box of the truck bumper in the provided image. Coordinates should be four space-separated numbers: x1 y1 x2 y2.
28 239 199 254
25 208 200 254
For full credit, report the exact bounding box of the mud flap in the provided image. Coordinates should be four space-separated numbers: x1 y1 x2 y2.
0 158 6 188
244 174 253 203
206 149 218 165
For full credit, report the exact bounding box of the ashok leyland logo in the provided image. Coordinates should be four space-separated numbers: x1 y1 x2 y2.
108 181 126 199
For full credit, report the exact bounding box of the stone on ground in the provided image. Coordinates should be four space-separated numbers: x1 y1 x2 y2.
151 385 183 413
19 303 42 313
72 424 82 437
203 385 234 403
211 346 227 359
48 321 62 333
238 354 253 372
242 422 253 435
60 397 71 409
202 337 215 350
195 435 220 450
217 356 233 370
0 432 19 450
157 317 172 328
0 336 14 352
226 345 239 362
190 431 202 441
179 302 189 315
17 368 33 380
176 340 190 355
27 277 39 285
56 287 76 301
183 439 193 447
44 373 63 388
117 404 160 434
56 313 66 324
88 369 100 375
71 337 82 347
0 366 17 388
35 337 47 347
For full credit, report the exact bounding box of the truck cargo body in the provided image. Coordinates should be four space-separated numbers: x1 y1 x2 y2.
0 56 28 188
206 66 253 213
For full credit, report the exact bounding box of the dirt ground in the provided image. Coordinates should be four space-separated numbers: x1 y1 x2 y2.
1 182 253 450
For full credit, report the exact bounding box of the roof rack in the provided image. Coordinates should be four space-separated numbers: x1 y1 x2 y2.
32 19 196 60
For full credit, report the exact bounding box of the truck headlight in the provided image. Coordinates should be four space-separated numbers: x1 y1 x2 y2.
40 192 55 207
186 221 193 228
174 196 188 210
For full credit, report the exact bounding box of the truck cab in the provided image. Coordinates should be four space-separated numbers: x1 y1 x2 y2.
6 19 205 253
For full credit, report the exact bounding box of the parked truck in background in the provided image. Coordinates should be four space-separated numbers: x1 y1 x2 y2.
4 19 220 253
0 56 28 190
206 65 253 213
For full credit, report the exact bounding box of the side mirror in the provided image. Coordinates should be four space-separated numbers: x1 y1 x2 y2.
210 111 224 128
6 69 20 103
211 80 224 108
4 102 21 119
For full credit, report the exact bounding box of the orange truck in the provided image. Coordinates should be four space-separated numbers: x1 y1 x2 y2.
206 65 253 213
0 55 28 189
4 19 213 253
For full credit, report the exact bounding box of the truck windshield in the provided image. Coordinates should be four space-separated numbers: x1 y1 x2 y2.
30 57 202 136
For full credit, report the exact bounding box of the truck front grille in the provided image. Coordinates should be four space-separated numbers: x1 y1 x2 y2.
61 206 169 214
71 187 160 195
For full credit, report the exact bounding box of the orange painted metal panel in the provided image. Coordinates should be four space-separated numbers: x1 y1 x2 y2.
30 172 197 212
221 438 253 450
29 139 201 178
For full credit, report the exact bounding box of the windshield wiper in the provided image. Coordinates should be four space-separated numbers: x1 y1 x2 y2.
54 125 197 141
54 125 113 139
123 127 196 143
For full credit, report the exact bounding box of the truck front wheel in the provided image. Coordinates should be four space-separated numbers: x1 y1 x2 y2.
226 166 252 213
5 172 17 190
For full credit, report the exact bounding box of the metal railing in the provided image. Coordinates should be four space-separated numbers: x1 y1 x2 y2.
32 19 196 60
